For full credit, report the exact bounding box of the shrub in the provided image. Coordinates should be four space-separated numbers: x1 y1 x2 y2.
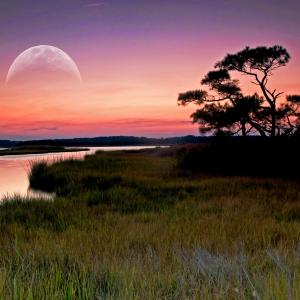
177 137 300 178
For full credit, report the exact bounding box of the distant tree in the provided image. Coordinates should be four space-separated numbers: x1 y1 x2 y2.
179 45 300 137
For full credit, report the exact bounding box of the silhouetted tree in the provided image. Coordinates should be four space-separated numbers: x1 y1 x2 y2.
179 45 300 137
178 69 263 136
216 45 300 137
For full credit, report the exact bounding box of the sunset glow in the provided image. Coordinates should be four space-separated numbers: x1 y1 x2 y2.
1 0 300 139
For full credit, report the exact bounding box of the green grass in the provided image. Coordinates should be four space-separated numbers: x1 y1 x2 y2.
0 148 300 299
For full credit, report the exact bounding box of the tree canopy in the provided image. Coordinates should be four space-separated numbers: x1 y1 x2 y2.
178 45 300 137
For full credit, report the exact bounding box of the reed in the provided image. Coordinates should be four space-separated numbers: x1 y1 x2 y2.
0 148 299 299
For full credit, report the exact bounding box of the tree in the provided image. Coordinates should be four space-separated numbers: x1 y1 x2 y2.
178 69 264 136
179 45 300 137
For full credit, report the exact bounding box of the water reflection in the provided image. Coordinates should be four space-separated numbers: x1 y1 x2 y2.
0 146 160 199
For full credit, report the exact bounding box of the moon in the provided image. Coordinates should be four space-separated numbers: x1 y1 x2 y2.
6 45 82 85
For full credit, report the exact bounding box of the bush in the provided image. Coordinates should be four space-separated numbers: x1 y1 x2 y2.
177 137 300 178
28 162 55 191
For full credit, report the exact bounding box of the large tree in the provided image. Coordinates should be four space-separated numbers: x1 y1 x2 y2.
178 69 264 136
179 45 300 137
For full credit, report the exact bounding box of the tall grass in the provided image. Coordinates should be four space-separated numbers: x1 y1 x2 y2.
0 148 299 299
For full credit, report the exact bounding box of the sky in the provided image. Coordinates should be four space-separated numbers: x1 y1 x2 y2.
0 0 300 140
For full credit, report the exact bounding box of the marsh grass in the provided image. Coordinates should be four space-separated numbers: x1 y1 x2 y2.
0 148 299 299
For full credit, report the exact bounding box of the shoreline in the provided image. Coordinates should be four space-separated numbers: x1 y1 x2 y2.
0 147 89 156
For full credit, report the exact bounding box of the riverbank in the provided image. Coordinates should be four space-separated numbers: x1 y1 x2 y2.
1 148 300 299
0 145 89 156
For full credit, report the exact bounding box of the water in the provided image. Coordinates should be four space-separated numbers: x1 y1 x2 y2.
0 146 160 199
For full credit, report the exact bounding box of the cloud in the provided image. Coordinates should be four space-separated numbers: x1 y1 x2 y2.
0 116 199 140
106 118 191 128
85 2 105 8
0 121 69 132
30 127 59 131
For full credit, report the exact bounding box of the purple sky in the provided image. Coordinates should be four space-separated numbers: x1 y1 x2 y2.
0 0 300 139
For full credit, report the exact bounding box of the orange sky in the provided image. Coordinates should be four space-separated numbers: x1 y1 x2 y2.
1 1 300 139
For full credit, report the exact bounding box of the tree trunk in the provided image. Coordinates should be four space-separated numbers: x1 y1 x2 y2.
248 120 266 137
258 82 276 137
241 122 246 137
271 103 276 137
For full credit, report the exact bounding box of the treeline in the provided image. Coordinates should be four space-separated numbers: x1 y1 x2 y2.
0 135 211 148
0 140 17 147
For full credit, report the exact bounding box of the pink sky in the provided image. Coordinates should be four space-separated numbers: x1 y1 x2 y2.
0 1 300 139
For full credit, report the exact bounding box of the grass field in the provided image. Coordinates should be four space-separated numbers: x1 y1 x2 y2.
1 148 300 299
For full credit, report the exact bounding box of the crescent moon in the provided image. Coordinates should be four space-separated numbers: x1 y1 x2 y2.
6 45 82 84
